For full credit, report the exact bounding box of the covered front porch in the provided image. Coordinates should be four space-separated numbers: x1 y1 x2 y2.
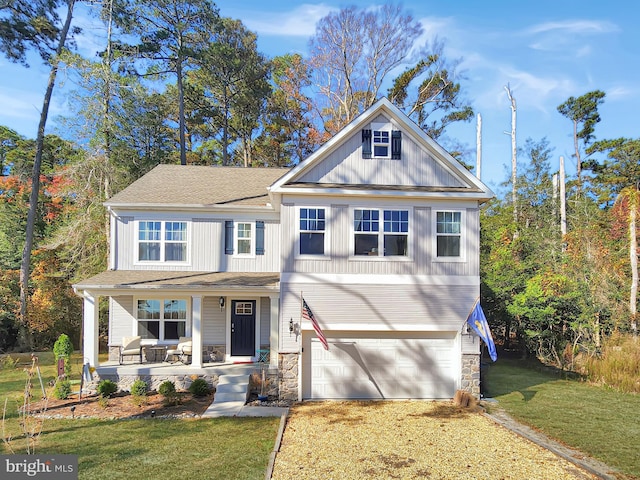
73 270 281 371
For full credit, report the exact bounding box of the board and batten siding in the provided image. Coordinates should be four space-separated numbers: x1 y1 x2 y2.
279 282 477 352
280 200 479 277
297 114 466 189
259 297 271 345
203 295 225 345
109 296 135 346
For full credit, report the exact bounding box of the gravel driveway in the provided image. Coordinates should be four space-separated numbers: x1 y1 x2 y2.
270 401 600 480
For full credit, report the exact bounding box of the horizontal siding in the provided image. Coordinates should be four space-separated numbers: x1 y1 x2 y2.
280 281 477 352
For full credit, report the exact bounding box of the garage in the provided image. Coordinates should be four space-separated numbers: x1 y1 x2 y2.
301 331 458 399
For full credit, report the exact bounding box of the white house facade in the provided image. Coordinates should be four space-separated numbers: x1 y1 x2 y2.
74 98 494 400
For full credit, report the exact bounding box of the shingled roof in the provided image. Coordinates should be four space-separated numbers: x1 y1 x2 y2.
105 164 289 207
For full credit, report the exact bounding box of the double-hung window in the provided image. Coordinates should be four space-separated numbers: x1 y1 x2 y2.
137 299 187 341
436 211 462 258
299 208 326 255
138 221 187 262
354 208 408 256
373 130 390 157
236 222 253 255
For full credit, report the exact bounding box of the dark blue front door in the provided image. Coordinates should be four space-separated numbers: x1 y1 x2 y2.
231 300 256 356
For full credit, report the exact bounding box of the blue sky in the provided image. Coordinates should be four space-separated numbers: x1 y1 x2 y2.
1 1 637 193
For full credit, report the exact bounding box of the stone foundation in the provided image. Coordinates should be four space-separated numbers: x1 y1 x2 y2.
460 354 480 399
93 371 219 393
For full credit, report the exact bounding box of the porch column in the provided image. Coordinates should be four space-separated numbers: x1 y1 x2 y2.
191 295 203 368
82 291 99 368
269 294 279 366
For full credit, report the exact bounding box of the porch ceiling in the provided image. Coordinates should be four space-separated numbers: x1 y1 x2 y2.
73 270 280 293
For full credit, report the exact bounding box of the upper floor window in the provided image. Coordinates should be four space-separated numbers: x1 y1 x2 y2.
138 221 187 262
225 220 264 256
354 208 408 257
137 298 187 341
237 222 252 255
436 211 461 258
299 208 326 255
362 126 402 159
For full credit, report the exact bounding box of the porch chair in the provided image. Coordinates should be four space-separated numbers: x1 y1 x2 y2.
119 336 143 365
164 337 192 364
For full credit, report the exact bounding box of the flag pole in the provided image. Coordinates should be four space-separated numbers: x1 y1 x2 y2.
461 296 481 331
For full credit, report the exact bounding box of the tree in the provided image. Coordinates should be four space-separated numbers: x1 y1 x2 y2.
0 0 79 350
112 0 221 165
309 4 423 134
557 90 605 185
189 17 270 166
254 54 319 166
388 39 473 142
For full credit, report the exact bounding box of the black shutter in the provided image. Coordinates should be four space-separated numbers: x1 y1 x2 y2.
391 130 402 159
362 129 372 158
256 221 265 255
224 221 234 255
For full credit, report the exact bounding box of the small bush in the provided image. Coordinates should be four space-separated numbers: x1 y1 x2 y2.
0 354 18 370
188 378 210 397
53 379 72 399
131 379 148 397
97 379 118 397
158 380 176 397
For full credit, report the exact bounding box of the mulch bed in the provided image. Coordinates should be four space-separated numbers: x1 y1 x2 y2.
27 391 215 419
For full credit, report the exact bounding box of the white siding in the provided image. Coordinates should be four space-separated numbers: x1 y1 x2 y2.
109 296 135 345
298 114 466 188
203 296 225 344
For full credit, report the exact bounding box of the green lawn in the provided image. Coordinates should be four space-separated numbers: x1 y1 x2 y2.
1 352 280 480
483 357 640 479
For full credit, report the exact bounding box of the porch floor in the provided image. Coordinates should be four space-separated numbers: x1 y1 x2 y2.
96 360 272 377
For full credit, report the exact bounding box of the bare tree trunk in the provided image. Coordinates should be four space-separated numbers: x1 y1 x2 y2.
573 118 582 186
176 60 187 165
18 0 76 350
504 85 517 234
559 156 567 244
476 113 482 180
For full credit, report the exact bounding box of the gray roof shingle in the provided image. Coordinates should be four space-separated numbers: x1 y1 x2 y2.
105 164 289 207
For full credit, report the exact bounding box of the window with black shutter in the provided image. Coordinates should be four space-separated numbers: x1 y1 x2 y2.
391 130 402 159
362 129 372 158
256 221 265 255
224 220 234 254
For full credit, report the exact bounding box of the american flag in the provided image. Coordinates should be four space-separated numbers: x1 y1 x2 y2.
302 297 329 350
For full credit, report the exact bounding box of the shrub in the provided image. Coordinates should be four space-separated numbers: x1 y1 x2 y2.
188 378 210 397
53 379 72 399
1 354 18 370
131 379 148 397
158 380 176 397
53 334 73 376
97 379 118 397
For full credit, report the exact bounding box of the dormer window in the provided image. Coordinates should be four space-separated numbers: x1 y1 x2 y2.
362 124 401 159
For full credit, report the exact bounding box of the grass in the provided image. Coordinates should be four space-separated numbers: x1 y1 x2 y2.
484 357 640 479
1 352 280 480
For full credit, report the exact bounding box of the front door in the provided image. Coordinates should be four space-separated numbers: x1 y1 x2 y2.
231 300 256 356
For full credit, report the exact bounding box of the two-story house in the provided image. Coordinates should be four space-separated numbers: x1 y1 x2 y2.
74 97 494 400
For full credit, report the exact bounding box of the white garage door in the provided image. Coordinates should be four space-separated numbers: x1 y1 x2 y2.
302 331 458 399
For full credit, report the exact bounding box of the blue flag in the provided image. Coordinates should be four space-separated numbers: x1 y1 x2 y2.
467 300 498 362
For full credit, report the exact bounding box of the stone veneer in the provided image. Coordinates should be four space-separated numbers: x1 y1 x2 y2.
92 372 219 393
278 353 298 402
461 353 480 398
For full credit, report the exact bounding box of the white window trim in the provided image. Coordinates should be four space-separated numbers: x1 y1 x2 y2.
234 221 255 258
432 209 466 262
135 220 190 265
296 206 330 259
134 296 191 344
349 207 412 260
371 121 392 159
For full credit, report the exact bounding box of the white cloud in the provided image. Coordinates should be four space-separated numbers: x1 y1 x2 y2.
241 3 336 37
526 20 619 36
